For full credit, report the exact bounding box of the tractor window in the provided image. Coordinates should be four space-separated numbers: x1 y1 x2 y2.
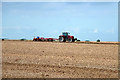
63 33 68 36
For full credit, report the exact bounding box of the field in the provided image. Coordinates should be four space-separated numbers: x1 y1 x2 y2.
2 40 118 78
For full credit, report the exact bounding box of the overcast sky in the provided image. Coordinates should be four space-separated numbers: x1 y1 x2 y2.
2 2 118 41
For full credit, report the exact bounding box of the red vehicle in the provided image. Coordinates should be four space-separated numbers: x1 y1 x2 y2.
33 32 77 42
33 36 44 41
59 32 77 42
44 38 54 41
33 36 57 42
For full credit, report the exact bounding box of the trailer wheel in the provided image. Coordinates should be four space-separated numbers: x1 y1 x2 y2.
51 39 53 42
47 39 50 41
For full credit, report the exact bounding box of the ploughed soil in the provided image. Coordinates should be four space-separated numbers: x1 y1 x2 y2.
2 40 118 78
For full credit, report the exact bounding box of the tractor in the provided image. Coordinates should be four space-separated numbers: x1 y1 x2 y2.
59 32 77 42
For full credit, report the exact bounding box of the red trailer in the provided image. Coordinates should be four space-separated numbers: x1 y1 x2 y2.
33 37 58 42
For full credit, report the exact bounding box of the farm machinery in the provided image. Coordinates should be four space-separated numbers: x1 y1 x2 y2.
33 32 77 42
59 32 77 42
33 37 58 41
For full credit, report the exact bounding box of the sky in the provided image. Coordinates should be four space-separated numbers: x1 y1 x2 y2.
2 2 118 41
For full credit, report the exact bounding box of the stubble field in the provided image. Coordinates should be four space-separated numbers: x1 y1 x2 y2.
2 40 118 78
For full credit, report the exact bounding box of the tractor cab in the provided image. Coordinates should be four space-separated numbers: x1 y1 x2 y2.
62 32 70 37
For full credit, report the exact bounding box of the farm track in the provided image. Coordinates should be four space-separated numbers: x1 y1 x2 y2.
2 40 119 78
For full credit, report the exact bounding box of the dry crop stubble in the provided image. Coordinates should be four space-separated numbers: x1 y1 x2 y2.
2 40 118 78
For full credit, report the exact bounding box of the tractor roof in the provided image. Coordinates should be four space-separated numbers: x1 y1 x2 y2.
62 32 70 34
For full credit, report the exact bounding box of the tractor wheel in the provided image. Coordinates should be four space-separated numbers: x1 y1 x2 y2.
59 37 65 42
68 38 72 42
